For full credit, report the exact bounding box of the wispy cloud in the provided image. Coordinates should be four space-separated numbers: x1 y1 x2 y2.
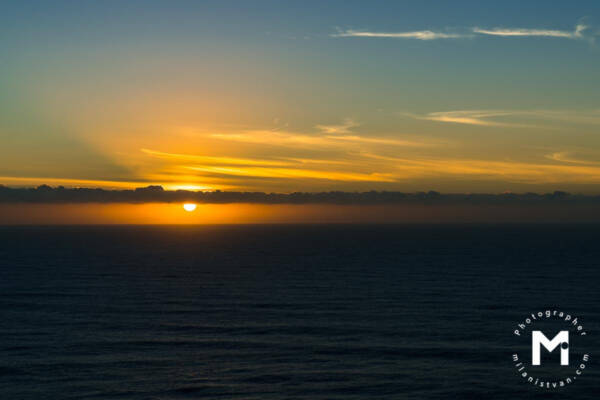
333 23 591 42
427 111 513 127
210 130 434 148
405 109 600 127
185 165 396 182
210 131 332 147
406 110 523 127
358 152 600 184
141 148 292 167
473 23 587 39
545 151 600 165
0 175 150 189
325 135 430 147
315 118 358 134
332 29 467 40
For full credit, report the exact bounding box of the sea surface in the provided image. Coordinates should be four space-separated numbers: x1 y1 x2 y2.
1 225 599 399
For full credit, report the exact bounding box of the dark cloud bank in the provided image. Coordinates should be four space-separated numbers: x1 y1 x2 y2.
2 184 600 205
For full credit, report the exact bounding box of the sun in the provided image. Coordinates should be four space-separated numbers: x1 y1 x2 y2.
183 203 197 212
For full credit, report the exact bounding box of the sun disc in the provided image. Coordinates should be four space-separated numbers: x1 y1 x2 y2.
183 203 197 212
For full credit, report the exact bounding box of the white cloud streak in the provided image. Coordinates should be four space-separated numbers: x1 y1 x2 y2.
332 29 467 40
333 23 590 41
473 23 587 39
421 110 515 127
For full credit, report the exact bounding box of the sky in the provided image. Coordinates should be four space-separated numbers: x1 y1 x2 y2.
2 0 600 194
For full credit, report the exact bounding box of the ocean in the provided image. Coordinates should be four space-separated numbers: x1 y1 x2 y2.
1 225 599 399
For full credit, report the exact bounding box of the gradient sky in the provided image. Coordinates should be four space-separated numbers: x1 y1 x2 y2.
2 0 600 193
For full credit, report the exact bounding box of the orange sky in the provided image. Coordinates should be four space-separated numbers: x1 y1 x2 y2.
1 202 599 224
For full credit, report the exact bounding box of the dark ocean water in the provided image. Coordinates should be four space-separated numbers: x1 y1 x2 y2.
1 225 599 399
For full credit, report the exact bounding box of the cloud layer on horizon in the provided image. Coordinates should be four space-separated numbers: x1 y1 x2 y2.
1 184 599 205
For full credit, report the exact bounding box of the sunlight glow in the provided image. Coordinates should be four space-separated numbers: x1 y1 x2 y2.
167 184 214 191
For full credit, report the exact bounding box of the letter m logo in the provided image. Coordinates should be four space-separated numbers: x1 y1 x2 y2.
532 331 569 366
